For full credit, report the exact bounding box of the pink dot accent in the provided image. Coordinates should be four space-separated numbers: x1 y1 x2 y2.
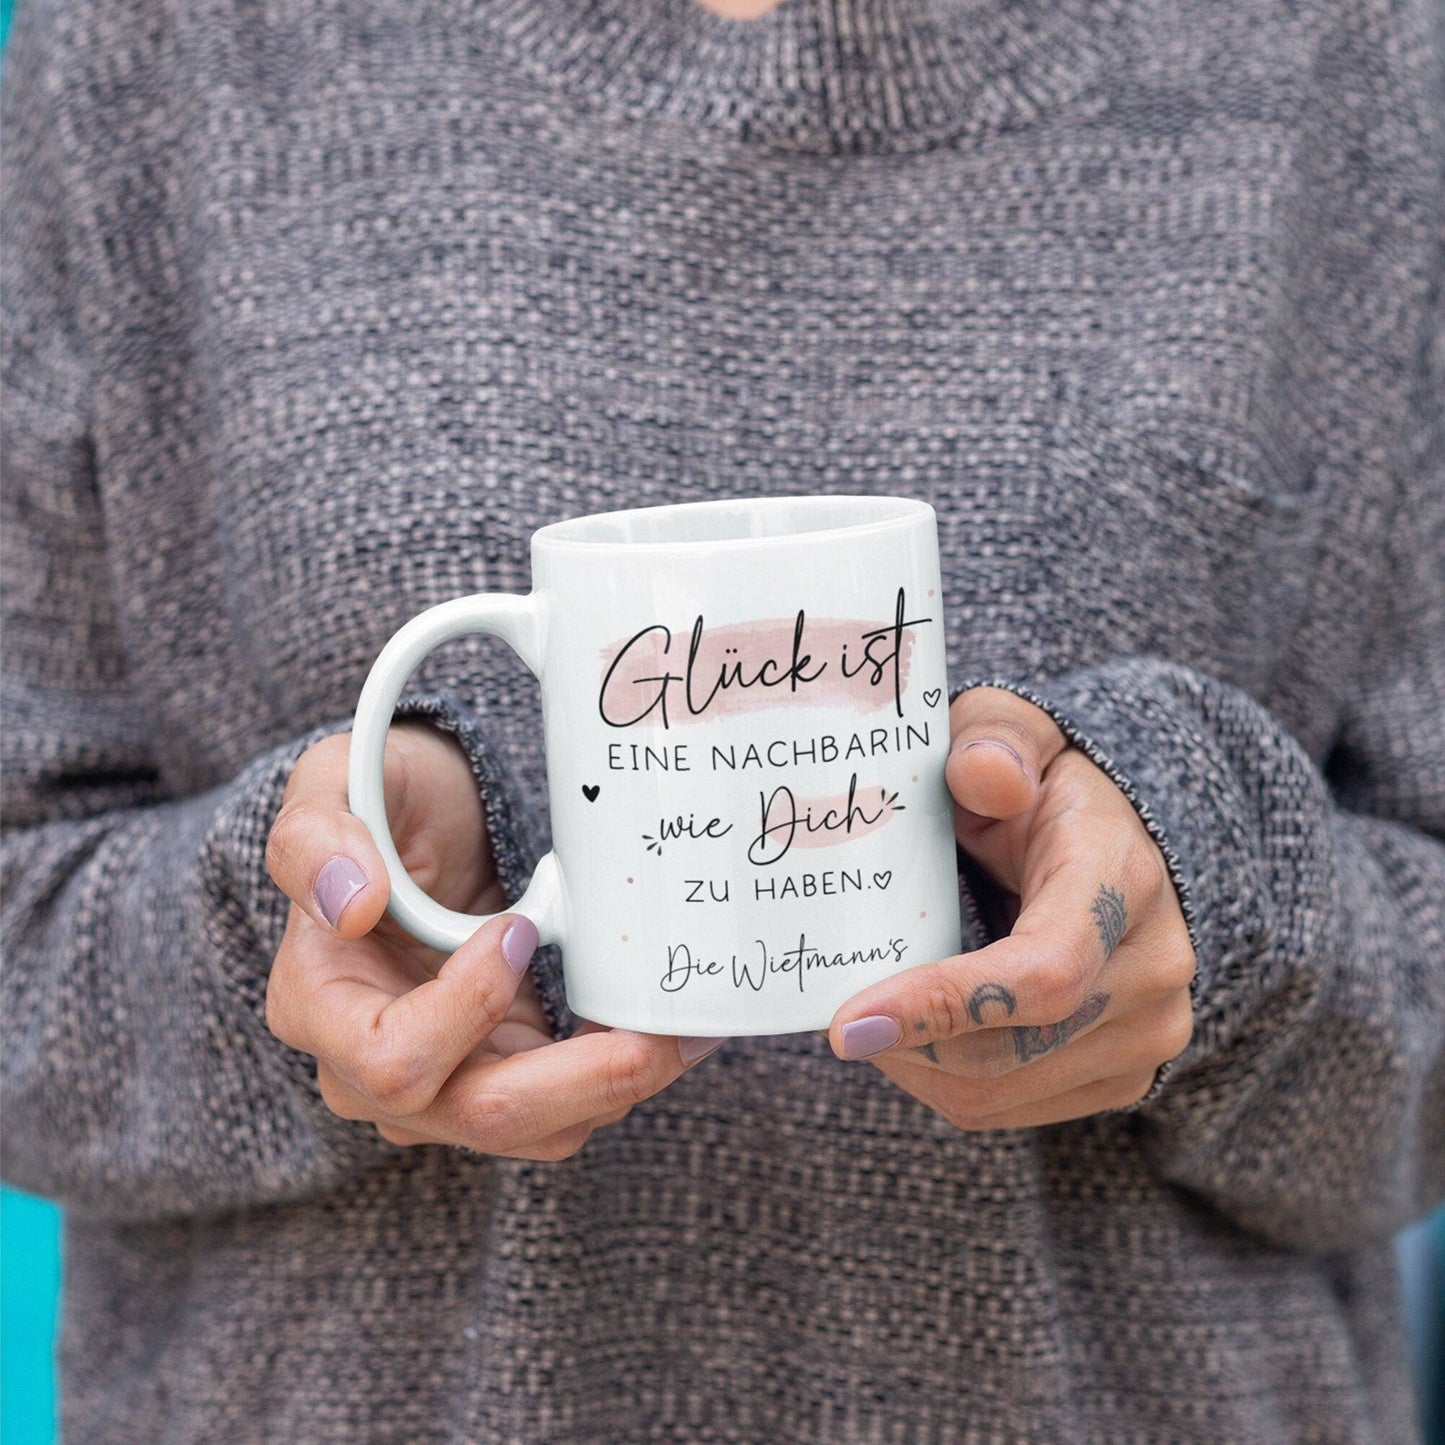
919 911 927 919
911 775 919 783
626 877 634 884
621 934 629 942
927 589 935 597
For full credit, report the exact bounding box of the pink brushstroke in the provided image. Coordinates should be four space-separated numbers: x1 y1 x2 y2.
760 781 901 850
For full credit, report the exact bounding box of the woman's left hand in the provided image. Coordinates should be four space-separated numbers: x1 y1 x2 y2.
828 687 1197 1129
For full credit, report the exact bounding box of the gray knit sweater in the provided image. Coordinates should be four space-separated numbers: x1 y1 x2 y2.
2 0 1442 1440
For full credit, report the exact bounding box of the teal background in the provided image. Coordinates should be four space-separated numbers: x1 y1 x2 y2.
1 1190 61 1445
0 0 1438 1441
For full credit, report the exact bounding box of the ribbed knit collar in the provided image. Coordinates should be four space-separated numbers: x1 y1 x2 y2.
473 0 1126 154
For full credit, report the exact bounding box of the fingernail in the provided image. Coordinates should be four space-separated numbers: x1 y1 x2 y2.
315 856 368 930
502 916 539 975
953 738 1027 773
679 1036 726 1066
839 1015 903 1060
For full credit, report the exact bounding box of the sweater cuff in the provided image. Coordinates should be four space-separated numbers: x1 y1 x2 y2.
951 660 1278 1101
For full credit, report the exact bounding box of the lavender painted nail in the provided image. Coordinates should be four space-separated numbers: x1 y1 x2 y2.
314 856 367 930
502 916 539 975
679 1036 726 1066
839 1015 903 1060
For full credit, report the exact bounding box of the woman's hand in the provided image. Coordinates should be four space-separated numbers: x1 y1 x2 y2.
828 688 1196 1129
264 723 721 1161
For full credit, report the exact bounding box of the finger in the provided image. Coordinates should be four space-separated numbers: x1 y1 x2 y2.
290 911 542 1118
896 976 1191 1085
952 746 1107 897
487 1019 554 1057
313 1003 638 1155
903 990 1117 1079
874 1012 1121 1113
588 1106 634 1128
327 1066 629 1158
373 1119 440 1147
488 969 550 1049
946 686 1068 821
830 928 1101 1064
266 732 392 938
419 1029 722 1155
831 816 1159 1058
374 1111 599 1162
975 1069 1159 1128
317 1059 591 1151
568 1020 637 1125
878 1051 1162 1132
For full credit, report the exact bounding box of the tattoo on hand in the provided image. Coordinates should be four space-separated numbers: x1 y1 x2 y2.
966 982 1018 1026
914 1041 941 1064
1090 884 1127 958
1012 992 1110 1063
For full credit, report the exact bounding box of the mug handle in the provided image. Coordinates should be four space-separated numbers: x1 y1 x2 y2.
347 593 567 954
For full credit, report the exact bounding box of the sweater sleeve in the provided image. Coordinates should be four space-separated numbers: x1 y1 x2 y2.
959 410 1445 1254
0 4 540 1222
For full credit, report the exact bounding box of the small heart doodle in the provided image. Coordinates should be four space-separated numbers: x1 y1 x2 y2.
872 871 893 890
923 688 943 708
582 784 600 802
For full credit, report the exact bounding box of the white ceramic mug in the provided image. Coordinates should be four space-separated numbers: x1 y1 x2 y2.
349 495 962 1035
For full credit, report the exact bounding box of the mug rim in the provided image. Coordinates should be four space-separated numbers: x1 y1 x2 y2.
532 494 933 554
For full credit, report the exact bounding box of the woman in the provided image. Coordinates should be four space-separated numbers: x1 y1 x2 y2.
3 0 1441 1439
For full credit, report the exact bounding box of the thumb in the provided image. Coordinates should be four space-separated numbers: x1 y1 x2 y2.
945 686 1068 821
267 733 393 938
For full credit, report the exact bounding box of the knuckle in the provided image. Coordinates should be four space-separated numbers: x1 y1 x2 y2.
317 1066 369 1122
977 1050 1024 1083
947 1045 1018 1083
1162 939 1199 994
1157 996 1195 1061
600 1036 665 1114
464 1083 541 1154
914 967 978 1042
453 968 513 1041
353 1035 432 1117
1032 943 1091 1018
264 806 306 888
1120 837 1168 906
937 1076 1013 1131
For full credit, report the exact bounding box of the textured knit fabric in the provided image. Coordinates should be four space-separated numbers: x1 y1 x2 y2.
2 0 1443 1440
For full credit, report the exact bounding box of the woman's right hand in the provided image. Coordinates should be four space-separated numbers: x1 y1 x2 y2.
264 722 723 1160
